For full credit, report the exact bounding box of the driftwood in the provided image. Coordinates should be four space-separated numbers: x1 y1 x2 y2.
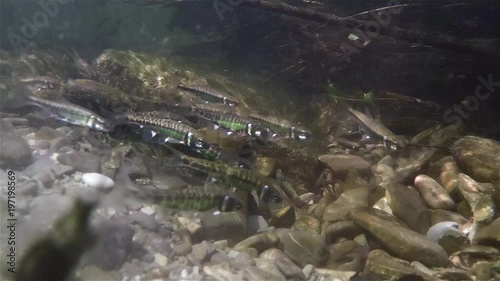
238 0 500 58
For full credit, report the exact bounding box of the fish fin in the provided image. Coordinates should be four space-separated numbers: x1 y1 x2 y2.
140 128 158 141
204 176 217 185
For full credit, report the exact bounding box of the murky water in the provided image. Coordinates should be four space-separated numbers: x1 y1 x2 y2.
1 1 499 280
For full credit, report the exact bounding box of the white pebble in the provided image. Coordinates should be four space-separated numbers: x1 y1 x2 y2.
50 153 59 162
82 173 114 190
181 269 189 278
140 206 155 215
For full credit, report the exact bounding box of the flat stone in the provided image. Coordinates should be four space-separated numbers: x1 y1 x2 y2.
318 154 371 172
323 187 369 222
386 182 428 231
349 207 449 267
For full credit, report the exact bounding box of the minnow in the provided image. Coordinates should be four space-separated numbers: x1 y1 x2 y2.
347 107 406 149
133 187 242 212
161 144 283 204
178 85 239 106
248 113 312 141
72 48 97 79
8 85 110 132
132 110 197 128
188 103 270 138
20 76 62 92
125 114 221 160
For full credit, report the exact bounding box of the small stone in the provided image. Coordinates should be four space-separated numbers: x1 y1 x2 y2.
154 253 168 267
191 241 209 262
88 221 134 271
213 240 228 250
318 154 371 173
128 211 157 231
57 151 101 173
0 119 32 169
35 126 65 139
140 205 155 215
82 173 114 190
415 174 456 210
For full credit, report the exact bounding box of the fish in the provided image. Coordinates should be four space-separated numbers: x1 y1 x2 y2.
347 107 406 149
131 110 198 128
161 144 283 204
186 103 271 139
7 85 111 132
72 48 97 79
124 113 222 160
132 186 242 212
178 84 239 106
248 113 312 141
20 76 62 93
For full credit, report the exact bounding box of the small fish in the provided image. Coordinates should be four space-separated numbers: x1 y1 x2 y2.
347 107 406 149
178 84 239 106
248 113 312 141
133 187 242 212
125 114 222 160
20 76 62 93
187 103 270 138
8 85 110 132
161 144 283 204
72 48 97 79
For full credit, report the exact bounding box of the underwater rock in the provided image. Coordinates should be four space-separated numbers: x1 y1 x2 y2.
452 136 500 183
87 221 134 271
260 248 305 281
439 157 461 200
457 173 495 224
323 187 369 222
386 182 428 231
349 207 449 267
322 221 363 243
318 154 371 173
414 174 456 210
475 217 500 247
364 250 439 281
274 229 329 268
57 151 101 173
82 173 115 190
326 239 367 272
0 119 32 169
254 258 287 281
291 212 321 234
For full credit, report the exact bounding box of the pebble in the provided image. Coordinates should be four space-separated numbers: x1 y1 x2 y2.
88 221 134 270
0 119 33 169
191 241 210 262
414 174 456 210
57 151 101 173
140 205 155 215
35 126 65 139
318 154 371 173
154 253 168 267
82 173 114 190
128 211 158 231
